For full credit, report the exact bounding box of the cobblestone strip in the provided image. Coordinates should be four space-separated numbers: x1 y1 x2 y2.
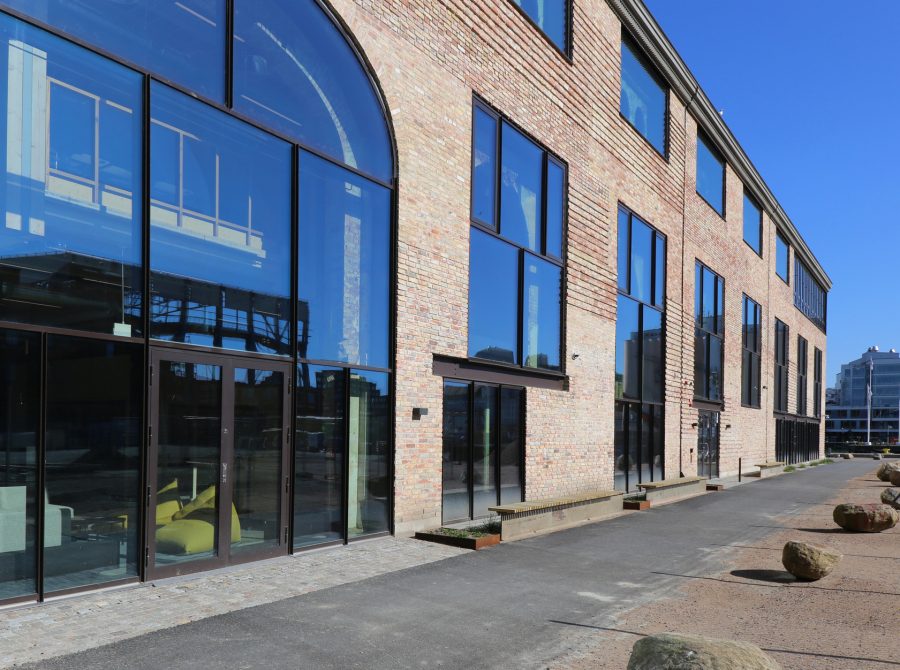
0 538 465 668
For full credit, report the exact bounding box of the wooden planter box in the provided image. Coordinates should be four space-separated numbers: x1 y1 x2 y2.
623 499 651 511
414 531 501 550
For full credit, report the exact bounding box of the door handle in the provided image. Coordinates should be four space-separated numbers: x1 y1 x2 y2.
221 462 228 485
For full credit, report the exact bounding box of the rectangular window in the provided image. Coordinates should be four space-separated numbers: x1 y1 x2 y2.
794 257 827 332
776 232 790 283
743 191 763 255
814 348 823 418
797 336 808 416
741 295 761 408
695 262 725 402
774 319 789 412
696 133 725 216
510 0 570 54
620 37 667 156
468 100 565 372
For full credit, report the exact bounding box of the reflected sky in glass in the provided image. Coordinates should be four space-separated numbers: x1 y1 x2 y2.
500 123 542 252
468 228 518 364
621 39 666 154
696 134 724 215
523 254 561 371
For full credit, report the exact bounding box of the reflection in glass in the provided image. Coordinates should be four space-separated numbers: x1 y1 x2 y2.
43 337 141 592
1 0 226 101
472 385 498 518
617 208 629 291
499 387 523 505
654 235 666 307
776 233 789 281
294 365 344 547
620 39 666 154
468 229 519 364
523 254 561 371
0 16 143 335
232 368 283 555
640 404 652 485
627 404 639 491
642 308 663 403
694 329 708 398
149 82 292 355
500 124 542 252
743 193 762 254
472 107 497 227
512 0 568 52
545 160 565 258
154 360 222 568
629 218 652 303
708 335 723 402
614 403 626 491
348 371 390 538
233 0 392 182
298 152 390 368
0 329 39 600
696 134 724 215
441 382 470 523
615 296 640 400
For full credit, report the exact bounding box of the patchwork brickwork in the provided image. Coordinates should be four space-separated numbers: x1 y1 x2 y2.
329 0 828 534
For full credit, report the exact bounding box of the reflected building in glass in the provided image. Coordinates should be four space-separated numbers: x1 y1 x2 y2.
826 347 900 445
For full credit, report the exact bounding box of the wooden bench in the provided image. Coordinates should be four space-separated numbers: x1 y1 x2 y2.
751 461 785 478
488 490 623 541
637 476 706 503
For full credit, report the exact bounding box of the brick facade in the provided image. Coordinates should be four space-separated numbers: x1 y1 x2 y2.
328 0 829 534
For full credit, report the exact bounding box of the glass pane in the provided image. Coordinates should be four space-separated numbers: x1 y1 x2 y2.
149 82 292 355
233 0 392 182
0 329 39 600
694 329 708 398
627 404 639 492
629 218 652 303
743 193 762 254
741 348 752 406
298 152 391 368
640 404 652 486
776 233 789 281
499 387 523 506
472 385 498 518
697 135 724 215
702 268 715 332
3 0 225 101
44 337 141 591
441 382 470 523
642 307 663 403
545 160 565 258
620 40 666 154
708 335 723 402
652 405 664 482
613 402 626 492
468 229 519 364
500 124 543 251
522 254 561 372
654 234 666 307
617 208 630 291
294 365 344 548
512 0 567 51
472 107 497 227
232 368 283 555
154 359 221 568
0 16 143 336
716 277 725 336
616 296 640 400
348 371 390 538
694 262 702 322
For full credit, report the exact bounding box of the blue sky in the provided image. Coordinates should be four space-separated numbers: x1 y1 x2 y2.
642 0 900 386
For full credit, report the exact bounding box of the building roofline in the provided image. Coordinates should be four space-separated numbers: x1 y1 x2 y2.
609 0 832 290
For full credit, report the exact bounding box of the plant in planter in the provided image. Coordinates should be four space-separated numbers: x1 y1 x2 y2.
415 521 501 550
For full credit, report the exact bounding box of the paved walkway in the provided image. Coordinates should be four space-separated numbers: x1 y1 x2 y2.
10 460 879 669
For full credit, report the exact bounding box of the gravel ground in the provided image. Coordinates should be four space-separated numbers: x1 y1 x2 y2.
551 465 900 670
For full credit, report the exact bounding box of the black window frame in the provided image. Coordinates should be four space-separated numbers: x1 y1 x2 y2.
774 319 790 413
813 347 823 419
507 0 573 60
696 131 726 218
619 33 670 160
775 231 790 284
793 257 827 333
694 261 725 404
742 189 763 257
797 335 808 416
741 294 761 409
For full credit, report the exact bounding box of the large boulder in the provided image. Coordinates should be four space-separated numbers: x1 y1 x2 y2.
627 633 781 670
881 487 900 510
876 461 900 482
833 503 899 532
890 469 900 487
781 540 841 580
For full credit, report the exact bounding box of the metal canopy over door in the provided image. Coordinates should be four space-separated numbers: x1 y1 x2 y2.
697 409 720 479
147 349 291 579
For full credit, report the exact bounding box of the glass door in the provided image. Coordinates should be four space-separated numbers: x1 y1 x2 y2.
147 350 290 578
697 410 720 479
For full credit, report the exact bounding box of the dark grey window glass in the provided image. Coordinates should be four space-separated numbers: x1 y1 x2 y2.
472 107 498 227
149 82 292 355
794 257 826 332
0 329 39 600
642 308 663 404
774 319 789 412
0 16 143 336
500 124 543 252
708 333 723 402
654 234 666 308
813 348 823 418
294 365 345 548
499 387 523 505
43 336 142 593
522 254 561 372
511 0 568 53
545 159 565 258
741 294 761 408
629 218 653 304
347 370 390 538
620 38 666 155
615 295 640 401
695 262 724 402
743 192 762 255
797 336 808 416
776 232 789 282
468 229 519 365
2 0 225 101
441 381 470 523
298 152 391 368
696 134 725 216
233 0 392 182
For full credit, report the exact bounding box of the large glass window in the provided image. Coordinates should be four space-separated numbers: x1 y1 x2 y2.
1 0 226 101
348 370 390 538
695 262 724 402
794 257 827 332
472 107 498 228
620 37 667 156
696 133 725 216
776 232 790 283
468 229 519 365
298 152 390 369
233 0 392 183
0 15 143 336
774 319 789 412
500 124 545 253
510 0 569 54
149 82 292 355
797 336 808 416
743 191 762 255
522 254 562 371
741 294 761 408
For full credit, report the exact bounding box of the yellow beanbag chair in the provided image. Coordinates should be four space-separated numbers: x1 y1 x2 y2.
156 479 183 526
155 485 241 555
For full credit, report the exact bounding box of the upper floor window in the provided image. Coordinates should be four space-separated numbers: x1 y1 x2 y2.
620 36 667 156
743 191 763 255
774 319 789 412
694 262 725 402
776 231 790 283
741 294 761 408
813 348 823 418
794 258 827 332
510 0 570 55
696 133 725 216
797 335 808 415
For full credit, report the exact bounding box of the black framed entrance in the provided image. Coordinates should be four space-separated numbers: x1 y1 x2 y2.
697 409 720 479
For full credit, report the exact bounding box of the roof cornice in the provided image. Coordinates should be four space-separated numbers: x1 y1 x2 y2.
608 0 832 290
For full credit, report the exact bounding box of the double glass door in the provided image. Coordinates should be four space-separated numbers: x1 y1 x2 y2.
148 350 290 578
697 410 720 479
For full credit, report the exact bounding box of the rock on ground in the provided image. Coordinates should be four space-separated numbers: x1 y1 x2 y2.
876 461 900 482
890 469 900 487
881 487 900 510
833 503 899 532
781 540 841 580
627 633 781 670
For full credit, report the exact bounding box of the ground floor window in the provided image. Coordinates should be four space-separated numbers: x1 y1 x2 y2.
775 416 821 464
614 401 664 492
441 381 524 523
